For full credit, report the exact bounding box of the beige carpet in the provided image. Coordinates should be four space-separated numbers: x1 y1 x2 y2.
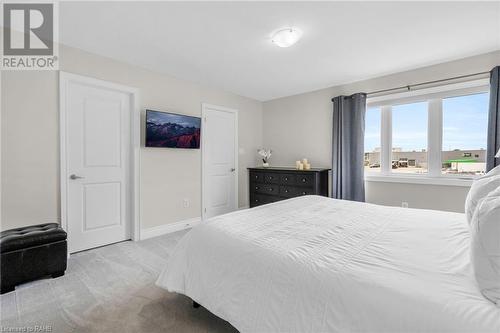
0 230 238 333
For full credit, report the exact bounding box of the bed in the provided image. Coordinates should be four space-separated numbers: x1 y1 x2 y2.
156 195 500 332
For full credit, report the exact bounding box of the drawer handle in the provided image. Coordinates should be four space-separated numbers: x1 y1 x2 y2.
301 178 306 183
269 188 274 192
255 199 259 202
255 175 259 179
302 192 306 195
285 190 289 193
269 176 273 180
255 186 259 190
284 177 288 181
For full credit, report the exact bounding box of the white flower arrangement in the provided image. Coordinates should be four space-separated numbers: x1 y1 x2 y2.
257 149 272 165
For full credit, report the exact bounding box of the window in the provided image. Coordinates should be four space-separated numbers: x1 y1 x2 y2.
365 80 489 183
364 107 381 172
392 102 428 174
442 93 489 176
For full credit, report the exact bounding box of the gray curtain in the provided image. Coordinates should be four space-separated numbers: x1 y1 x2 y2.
331 93 366 202
487 66 500 171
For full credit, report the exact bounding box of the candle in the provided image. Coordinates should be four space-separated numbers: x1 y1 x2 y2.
298 162 304 170
302 158 308 165
296 160 301 169
305 163 311 170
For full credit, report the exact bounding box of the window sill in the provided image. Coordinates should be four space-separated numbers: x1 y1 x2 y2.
364 174 474 187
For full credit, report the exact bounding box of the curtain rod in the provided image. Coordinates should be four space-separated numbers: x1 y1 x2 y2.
366 70 490 96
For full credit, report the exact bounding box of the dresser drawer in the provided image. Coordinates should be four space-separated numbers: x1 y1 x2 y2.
264 173 280 184
296 174 314 186
257 184 279 195
279 186 295 198
280 174 296 185
295 187 315 196
252 183 265 192
250 193 281 207
250 172 264 183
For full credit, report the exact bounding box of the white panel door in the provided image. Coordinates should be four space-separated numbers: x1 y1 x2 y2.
203 105 237 219
65 80 131 253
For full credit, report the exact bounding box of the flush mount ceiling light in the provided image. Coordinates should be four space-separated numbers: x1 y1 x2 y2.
271 28 303 48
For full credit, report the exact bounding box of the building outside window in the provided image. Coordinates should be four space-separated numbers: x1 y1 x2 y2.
441 92 488 175
364 80 489 181
391 102 428 174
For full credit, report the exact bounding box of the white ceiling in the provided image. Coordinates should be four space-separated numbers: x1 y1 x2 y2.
60 2 500 101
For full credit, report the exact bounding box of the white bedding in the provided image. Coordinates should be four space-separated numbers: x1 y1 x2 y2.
156 196 500 332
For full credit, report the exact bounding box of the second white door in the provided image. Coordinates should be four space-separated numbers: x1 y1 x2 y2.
202 104 238 219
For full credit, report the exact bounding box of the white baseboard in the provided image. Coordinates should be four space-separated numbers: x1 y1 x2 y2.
140 217 201 240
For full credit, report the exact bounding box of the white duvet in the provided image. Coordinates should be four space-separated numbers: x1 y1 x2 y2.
156 196 500 332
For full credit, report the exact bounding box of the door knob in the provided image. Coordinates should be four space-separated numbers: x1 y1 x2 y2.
230 168 236 172
69 174 84 180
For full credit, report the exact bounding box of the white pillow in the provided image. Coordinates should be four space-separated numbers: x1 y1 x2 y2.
465 173 500 225
470 186 500 305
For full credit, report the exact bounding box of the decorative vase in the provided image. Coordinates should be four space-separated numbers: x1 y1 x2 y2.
262 162 270 167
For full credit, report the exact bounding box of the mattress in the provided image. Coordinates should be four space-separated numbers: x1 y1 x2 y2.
156 195 500 332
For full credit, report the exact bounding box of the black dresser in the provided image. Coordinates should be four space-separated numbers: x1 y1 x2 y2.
248 167 330 208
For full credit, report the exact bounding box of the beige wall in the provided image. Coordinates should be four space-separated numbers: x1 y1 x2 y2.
365 182 470 212
1 45 263 231
2 71 60 229
263 51 500 213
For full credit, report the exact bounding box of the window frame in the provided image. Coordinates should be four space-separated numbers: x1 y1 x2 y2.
365 78 489 187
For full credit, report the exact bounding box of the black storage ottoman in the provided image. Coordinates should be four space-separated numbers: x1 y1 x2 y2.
0 223 67 294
